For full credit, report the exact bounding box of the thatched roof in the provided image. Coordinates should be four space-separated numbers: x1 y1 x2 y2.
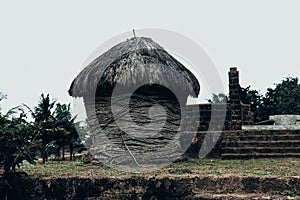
68 37 200 98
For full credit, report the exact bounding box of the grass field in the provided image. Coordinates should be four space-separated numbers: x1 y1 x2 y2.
19 158 300 178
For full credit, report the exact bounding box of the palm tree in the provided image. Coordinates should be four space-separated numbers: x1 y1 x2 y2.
53 103 77 160
32 94 78 162
32 94 56 123
32 94 57 163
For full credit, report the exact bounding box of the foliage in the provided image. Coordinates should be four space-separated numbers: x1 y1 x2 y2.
71 161 85 167
0 92 81 173
263 77 300 116
209 77 300 122
31 94 80 162
0 106 39 173
32 94 57 163
32 94 56 123
239 86 264 122
207 93 228 103
241 77 300 122
0 92 7 102
53 103 78 160
0 92 7 111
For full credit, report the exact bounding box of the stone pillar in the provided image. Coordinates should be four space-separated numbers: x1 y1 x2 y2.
228 67 242 130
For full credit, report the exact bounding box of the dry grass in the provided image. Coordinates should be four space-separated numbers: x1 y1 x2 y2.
19 158 300 178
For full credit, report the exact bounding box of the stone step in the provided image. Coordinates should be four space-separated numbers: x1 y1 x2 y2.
221 153 300 159
222 147 300 154
222 135 300 142
194 193 299 200
222 140 300 148
224 130 300 137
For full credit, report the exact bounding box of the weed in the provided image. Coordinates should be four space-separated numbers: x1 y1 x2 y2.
281 190 300 197
71 161 85 167
212 170 223 175
255 171 272 176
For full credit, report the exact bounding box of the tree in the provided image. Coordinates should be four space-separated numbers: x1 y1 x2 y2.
32 94 56 124
0 106 39 173
207 77 300 123
207 93 228 103
53 103 77 160
0 92 7 101
32 94 57 163
264 77 300 115
32 94 79 162
239 77 300 122
0 92 7 112
239 86 264 122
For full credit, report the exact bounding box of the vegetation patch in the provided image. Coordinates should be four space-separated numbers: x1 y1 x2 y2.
17 158 300 178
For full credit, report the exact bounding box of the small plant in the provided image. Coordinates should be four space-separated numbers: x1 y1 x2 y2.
281 190 300 197
98 164 111 170
212 170 223 175
71 161 85 167
255 171 272 176
19 163 33 172
168 168 192 174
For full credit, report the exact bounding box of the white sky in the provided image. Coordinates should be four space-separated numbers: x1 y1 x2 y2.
1 0 300 115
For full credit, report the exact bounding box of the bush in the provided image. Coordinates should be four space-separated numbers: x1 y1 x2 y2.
0 107 40 173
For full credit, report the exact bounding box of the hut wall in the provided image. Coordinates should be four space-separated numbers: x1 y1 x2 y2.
85 84 188 165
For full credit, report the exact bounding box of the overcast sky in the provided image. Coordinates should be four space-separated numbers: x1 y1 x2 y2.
1 0 300 116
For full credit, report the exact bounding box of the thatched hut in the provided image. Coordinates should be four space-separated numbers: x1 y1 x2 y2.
69 37 200 166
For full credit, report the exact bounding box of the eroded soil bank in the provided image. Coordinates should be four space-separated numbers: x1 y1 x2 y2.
1 173 300 199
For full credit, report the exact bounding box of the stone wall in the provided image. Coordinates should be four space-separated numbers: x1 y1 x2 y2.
184 103 254 131
184 67 254 132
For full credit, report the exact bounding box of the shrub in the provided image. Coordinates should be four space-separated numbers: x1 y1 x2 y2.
0 107 40 173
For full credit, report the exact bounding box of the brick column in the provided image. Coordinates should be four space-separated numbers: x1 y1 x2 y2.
228 67 242 130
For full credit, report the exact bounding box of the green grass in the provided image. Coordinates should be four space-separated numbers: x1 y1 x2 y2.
19 158 300 178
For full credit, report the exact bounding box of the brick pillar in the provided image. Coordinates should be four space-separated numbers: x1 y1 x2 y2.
228 67 242 130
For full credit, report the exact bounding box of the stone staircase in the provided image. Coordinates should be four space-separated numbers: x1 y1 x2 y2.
221 130 300 159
